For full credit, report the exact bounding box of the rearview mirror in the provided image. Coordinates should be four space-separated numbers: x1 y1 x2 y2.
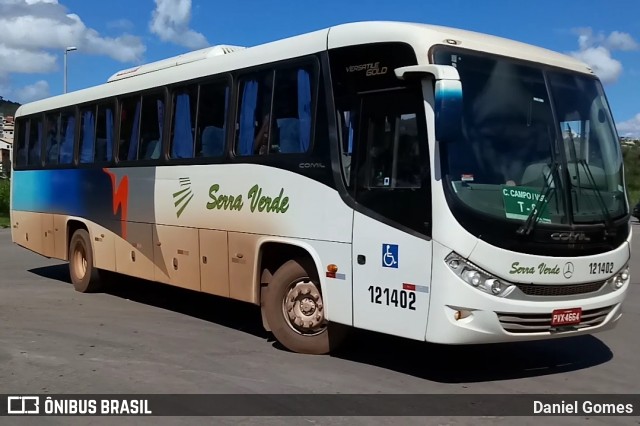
434 79 463 143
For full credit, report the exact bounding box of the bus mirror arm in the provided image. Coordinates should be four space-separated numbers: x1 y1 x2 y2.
394 64 460 81
394 65 464 144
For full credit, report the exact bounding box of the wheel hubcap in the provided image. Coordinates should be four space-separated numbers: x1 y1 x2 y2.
283 280 326 335
74 244 87 279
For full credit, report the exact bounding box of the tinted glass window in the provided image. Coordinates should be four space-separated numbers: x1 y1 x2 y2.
79 106 97 163
139 92 165 160
340 87 430 234
27 116 42 166
235 65 315 156
119 96 140 161
58 110 76 164
170 85 198 159
44 112 60 165
96 103 115 162
197 81 228 158
235 71 273 156
270 66 313 154
15 119 28 167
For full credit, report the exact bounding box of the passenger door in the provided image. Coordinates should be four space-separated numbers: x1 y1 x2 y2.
347 89 433 340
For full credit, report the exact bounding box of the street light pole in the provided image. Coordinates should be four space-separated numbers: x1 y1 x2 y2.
64 46 77 93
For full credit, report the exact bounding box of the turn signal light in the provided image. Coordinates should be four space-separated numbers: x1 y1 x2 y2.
454 310 472 321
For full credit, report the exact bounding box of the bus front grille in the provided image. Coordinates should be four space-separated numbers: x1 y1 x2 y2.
514 281 605 297
496 306 613 334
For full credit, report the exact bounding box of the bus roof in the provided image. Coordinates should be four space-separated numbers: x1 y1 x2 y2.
328 21 593 74
15 20 593 117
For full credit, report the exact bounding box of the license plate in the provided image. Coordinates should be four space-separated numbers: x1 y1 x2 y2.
551 308 582 326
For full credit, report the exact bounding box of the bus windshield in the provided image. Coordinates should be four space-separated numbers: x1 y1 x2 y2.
433 49 626 227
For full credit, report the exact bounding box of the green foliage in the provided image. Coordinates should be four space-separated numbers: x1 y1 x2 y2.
622 144 640 206
0 178 9 216
0 98 20 116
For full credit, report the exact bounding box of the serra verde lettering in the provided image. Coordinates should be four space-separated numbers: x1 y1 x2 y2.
207 184 244 211
207 184 289 213
509 261 560 275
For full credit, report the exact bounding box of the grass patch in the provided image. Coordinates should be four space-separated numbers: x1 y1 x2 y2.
0 178 8 217
0 177 8 228
0 178 9 228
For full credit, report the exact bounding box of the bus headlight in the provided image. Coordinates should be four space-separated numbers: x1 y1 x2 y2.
487 279 504 295
463 270 482 286
607 264 629 290
445 253 515 297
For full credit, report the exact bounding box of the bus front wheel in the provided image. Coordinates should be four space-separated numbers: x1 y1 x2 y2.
68 229 102 293
263 259 340 354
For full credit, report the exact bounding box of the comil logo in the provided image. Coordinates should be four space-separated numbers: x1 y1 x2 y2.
7 396 40 414
551 232 591 242
173 177 194 218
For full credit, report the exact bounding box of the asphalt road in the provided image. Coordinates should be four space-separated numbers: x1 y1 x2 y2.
1 226 639 426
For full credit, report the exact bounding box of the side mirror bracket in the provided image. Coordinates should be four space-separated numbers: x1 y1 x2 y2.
394 64 460 81
395 64 463 143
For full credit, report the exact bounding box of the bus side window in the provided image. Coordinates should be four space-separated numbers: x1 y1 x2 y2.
118 96 141 161
235 71 273 156
197 81 228 158
270 66 313 154
139 92 165 160
44 112 60 166
15 118 29 167
59 110 76 165
79 106 97 164
27 116 43 167
96 103 115 162
336 108 357 187
170 85 198 159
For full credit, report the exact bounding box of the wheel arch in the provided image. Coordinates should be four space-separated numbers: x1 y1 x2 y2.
255 237 330 329
65 217 92 262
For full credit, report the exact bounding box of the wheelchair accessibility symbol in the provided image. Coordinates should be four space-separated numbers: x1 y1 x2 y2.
382 244 398 268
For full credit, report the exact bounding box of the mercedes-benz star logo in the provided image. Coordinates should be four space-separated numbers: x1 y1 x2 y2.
563 262 574 279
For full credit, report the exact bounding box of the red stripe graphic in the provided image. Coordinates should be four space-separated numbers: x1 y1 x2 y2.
403 283 416 291
103 168 129 239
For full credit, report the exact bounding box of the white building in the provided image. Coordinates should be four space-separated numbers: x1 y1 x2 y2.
0 114 13 176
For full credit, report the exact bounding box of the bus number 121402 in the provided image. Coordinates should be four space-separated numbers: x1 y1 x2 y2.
368 285 416 310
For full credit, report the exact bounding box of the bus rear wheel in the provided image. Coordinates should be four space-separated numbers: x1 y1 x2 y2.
68 229 102 293
263 259 337 354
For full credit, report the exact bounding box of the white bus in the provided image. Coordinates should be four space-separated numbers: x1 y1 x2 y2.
10 21 632 354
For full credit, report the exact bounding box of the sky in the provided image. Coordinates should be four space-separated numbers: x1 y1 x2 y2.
0 0 639 137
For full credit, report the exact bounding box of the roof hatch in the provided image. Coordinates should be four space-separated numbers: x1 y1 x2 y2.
107 44 246 82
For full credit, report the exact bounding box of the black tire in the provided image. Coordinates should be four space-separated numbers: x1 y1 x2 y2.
68 229 102 293
263 259 346 354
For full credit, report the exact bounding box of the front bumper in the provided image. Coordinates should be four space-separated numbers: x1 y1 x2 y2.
424 245 629 344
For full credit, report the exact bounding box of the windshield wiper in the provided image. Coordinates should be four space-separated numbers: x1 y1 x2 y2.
576 158 616 238
516 160 560 236
564 123 616 238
